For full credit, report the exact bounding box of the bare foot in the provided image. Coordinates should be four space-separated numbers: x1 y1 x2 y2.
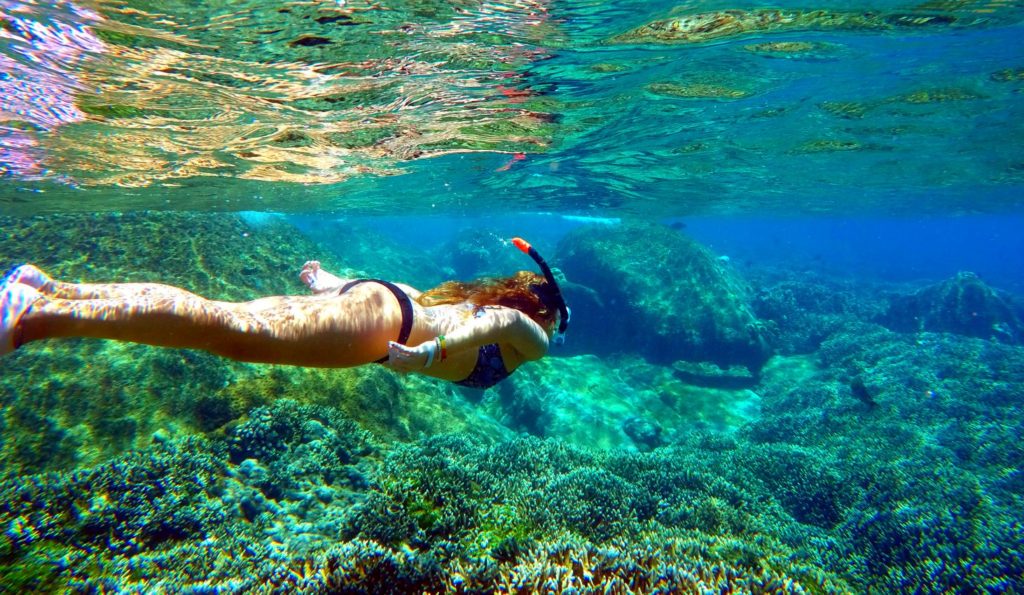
300 260 321 288
3 264 52 291
0 281 41 355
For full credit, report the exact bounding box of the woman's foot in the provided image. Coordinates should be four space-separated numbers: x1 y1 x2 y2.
2 264 52 291
300 260 346 294
1 280 41 355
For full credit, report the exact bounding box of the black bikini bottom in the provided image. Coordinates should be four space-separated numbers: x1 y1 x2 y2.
339 279 413 364
454 343 512 389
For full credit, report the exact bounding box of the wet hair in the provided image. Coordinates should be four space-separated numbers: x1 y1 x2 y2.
416 271 558 330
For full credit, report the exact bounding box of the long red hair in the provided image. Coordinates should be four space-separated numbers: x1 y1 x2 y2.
416 271 557 329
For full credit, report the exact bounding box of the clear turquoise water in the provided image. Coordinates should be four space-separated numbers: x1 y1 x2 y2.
2 1 1024 592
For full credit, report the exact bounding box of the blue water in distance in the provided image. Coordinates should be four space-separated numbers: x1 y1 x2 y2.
682 215 1024 293
294 212 1024 296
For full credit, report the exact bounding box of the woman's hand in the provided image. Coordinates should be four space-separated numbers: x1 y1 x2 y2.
387 340 435 372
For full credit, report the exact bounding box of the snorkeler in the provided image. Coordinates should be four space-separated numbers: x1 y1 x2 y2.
0 238 569 390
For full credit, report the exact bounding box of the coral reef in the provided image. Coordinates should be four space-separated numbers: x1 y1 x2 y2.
746 317 1024 592
0 211 330 302
0 424 854 593
2 319 1022 592
2 212 1023 593
485 354 762 449
556 223 772 370
751 269 887 354
0 437 232 591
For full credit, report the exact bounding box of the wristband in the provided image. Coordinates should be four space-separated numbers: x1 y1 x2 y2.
438 335 448 363
423 340 436 368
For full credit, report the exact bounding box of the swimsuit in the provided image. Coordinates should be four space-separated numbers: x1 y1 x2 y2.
342 282 512 387
452 307 512 389
453 343 512 389
339 279 413 363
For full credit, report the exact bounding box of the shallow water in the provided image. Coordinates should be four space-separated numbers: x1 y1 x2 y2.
2 1 1024 593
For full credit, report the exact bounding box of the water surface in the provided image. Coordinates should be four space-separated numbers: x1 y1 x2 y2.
1 0 1022 214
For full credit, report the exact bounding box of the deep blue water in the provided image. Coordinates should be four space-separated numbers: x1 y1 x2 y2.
683 214 1024 292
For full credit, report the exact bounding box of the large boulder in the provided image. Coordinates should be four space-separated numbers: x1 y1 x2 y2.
881 272 1022 343
556 224 771 370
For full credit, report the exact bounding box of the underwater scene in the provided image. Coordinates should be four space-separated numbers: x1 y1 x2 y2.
2 0 1024 592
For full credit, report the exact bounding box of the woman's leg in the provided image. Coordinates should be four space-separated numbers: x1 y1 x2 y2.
17 282 403 367
300 260 350 294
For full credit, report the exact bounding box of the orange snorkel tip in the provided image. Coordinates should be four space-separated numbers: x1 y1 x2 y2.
510 236 571 342
512 237 531 254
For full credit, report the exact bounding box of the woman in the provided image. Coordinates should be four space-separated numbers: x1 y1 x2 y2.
0 238 570 389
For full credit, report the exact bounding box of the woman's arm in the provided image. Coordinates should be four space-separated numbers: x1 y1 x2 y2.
444 308 550 360
388 308 549 372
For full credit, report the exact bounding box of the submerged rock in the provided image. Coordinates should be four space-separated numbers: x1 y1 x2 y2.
556 223 771 370
881 271 1022 343
489 353 761 448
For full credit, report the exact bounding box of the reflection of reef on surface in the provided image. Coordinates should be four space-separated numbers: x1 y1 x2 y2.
818 85 987 120
4 0 559 187
743 41 842 60
610 9 964 45
991 67 1024 82
793 139 866 153
646 81 750 100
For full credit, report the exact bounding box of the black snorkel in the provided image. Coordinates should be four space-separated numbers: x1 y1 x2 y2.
512 237 571 344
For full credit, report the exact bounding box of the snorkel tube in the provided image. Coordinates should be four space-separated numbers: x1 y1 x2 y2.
512 237 571 344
